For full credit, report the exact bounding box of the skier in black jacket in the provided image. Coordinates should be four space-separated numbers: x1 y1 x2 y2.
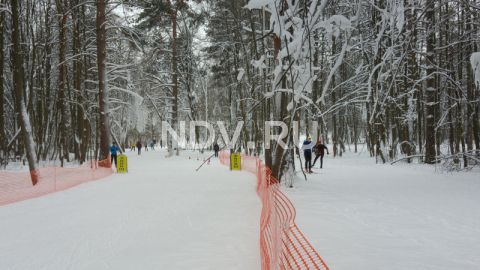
312 140 329 169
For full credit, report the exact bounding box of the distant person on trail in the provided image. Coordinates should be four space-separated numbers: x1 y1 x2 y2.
144 142 148 152
151 139 156 150
136 141 142 155
110 142 122 168
301 136 315 173
131 144 135 151
213 143 220 157
312 140 329 169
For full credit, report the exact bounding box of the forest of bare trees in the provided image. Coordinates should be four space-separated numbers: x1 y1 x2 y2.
206 0 480 180
0 0 479 183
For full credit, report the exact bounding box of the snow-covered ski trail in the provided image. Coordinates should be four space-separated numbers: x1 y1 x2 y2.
288 152 480 270
0 150 260 270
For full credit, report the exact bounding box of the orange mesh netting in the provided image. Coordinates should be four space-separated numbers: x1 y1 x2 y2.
220 151 329 270
0 158 113 206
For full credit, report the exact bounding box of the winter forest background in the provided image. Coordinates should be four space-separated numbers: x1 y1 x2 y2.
0 0 479 182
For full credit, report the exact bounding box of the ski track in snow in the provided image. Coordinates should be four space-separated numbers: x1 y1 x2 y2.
2 149 479 270
0 150 260 270
287 152 480 270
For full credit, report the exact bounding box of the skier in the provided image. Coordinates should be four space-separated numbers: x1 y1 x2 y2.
110 141 122 168
136 141 142 155
144 142 148 152
301 136 315 173
213 143 220 157
312 140 329 169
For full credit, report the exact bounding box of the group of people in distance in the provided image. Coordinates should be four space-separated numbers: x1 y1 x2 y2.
108 139 158 169
111 137 328 173
130 139 157 155
301 136 329 173
213 137 328 173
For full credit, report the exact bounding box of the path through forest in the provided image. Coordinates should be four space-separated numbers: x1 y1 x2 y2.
0 150 260 270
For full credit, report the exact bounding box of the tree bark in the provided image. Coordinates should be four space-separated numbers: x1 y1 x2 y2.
0 1 5 159
424 0 437 164
96 0 110 163
167 0 181 156
56 0 69 164
11 0 39 184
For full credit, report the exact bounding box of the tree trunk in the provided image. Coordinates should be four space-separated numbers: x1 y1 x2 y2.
169 2 180 156
11 0 39 184
96 0 110 163
56 0 69 164
0 2 5 160
72 0 86 163
270 33 285 180
424 0 436 164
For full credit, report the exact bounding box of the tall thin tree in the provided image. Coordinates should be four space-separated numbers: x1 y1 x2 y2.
11 0 39 184
0 0 5 160
424 0 437 164
96 0 110 163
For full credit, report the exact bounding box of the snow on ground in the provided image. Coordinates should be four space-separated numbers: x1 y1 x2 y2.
288 151 480 270
2 147 479 270
0 149 260 270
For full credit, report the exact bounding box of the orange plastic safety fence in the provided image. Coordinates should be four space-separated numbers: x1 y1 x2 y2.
0 158 113 206
220 151 329 270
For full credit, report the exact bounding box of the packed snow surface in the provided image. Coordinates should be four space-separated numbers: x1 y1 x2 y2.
2 148 479 270
288 152 480 270
0 150 260 270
